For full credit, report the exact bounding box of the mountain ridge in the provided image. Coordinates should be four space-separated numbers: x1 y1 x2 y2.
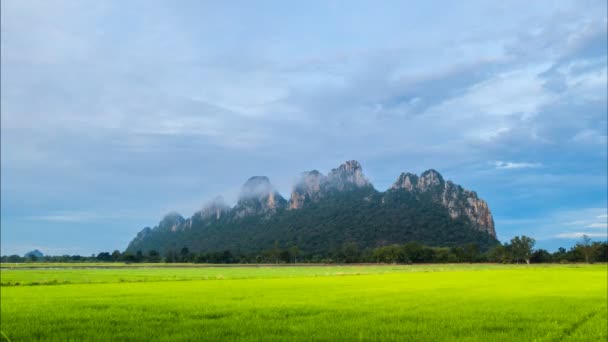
127 160 497 256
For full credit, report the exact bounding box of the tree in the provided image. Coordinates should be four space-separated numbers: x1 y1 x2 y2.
576 235 594 263
402 242 424 263
148 250 161 263
221 250 234 263
96 252 112 262
341 242 360 263
135 250 144 263
530 249 552 263
111 250 122 262
593 241 608 262
164 250 178 263
372 245 403 264
272 240 281 264
486 244 510 263
180 247 190 263
288 246 300 263
7 255 22 262
463 243 479 263
552 247 568 263
510 236 535 264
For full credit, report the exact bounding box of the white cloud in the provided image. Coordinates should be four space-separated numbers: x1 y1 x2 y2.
27 210 142 223
586 222 608 229
494 161 542 169
1 1 606 254
555 232 608 239
497 207 608 242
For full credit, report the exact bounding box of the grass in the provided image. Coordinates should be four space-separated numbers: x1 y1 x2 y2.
1 264 606 341
1 263 543 286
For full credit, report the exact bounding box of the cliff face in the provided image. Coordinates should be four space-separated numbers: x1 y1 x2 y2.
289 170 325 209
390 170 496 238
127 160 498 254
288 161 372 209
234 176 286 218
326 160 370 190
199 196 230 220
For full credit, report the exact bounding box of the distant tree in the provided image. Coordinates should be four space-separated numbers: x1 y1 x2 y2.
530 249 552 263
486 244 507 263
279 250 290 263
164 250 177 263
402 242 425 263
7 255 23 262
288 246 300 263
566 245 585 262
552 247 568 263
272 241 281 264
510 236 535 264
179 247 190 263
221 250 234 263
576 235 594 263
463 243 479 263
372 245 403 264
449 246 466 263
148 250 161 263
111 250 122 262
135 250 144 263
593 241 608 262
341 242 360 263
96 252 112 262
122 253 136 263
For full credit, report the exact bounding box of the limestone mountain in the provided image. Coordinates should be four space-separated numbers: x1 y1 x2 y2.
234 176 287 218
126 161 498 256
390 170 495 236
288 160 372 209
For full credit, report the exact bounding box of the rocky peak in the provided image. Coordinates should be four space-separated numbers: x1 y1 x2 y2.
442 181 495 237
200 196 230 220
289 170 326 209
389 170 495 238
240 176 273 199
235 176 286 217
417 169 444 192
391 172 419 191
159 212 185 232
326 160 370 190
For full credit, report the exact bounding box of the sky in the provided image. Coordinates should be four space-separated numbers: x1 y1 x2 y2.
1 0 607 256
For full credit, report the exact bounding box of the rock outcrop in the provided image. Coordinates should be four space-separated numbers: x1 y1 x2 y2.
199 196 230 220
234 176 286 218
326 160 370 190
288 161 372 209
289 170 325 209
390 170 495 237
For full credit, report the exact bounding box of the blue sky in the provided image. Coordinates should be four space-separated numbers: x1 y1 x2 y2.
1 0 606 256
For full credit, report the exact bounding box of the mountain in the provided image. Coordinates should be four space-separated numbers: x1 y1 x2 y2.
126 161 498 256
24 249 44 258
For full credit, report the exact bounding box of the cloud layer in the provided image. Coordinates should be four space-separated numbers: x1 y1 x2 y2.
1 0 606 255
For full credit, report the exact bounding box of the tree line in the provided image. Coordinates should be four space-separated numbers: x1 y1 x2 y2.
2 235 606 264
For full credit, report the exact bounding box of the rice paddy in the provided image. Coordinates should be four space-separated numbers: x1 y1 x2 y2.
1 264 606 341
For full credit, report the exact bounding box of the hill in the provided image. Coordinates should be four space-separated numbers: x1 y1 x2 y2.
126 161 498 257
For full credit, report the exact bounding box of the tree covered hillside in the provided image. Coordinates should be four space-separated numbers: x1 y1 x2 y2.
126 161 499 257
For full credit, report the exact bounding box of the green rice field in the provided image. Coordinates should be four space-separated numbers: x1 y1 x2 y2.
1 264 606 341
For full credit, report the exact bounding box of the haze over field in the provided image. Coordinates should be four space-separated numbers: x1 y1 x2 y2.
1 0 607 255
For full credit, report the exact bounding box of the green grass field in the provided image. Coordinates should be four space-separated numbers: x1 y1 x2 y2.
1 264 606 341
